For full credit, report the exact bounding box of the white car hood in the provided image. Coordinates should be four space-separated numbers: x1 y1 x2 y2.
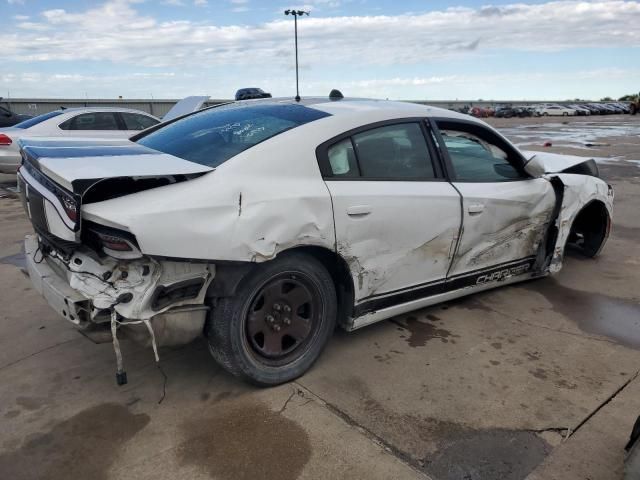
522 150 598 174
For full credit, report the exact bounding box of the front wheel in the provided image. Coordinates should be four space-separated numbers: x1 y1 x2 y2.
206 252 337 386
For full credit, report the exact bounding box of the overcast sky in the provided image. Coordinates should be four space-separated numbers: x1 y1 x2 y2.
1 0 639 100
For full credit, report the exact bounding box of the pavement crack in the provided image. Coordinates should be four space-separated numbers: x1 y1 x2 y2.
0 337 79 372
564 369 640 439
278 389 297 414
293 382 431 479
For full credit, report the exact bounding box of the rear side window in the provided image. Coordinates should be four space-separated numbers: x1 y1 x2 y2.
121 113 159 131
14 110 64 129
328 139 358 177
353 123 434 179
60 112 120 131
136 103 330 168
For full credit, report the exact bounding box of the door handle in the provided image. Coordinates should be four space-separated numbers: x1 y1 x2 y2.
346 205 372 217
468 203 485 215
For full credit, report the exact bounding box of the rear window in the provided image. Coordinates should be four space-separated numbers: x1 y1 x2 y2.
14 110 64 129
136 103 330 167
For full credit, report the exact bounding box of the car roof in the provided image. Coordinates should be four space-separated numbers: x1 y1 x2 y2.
230 97 478 124
52 107 158 116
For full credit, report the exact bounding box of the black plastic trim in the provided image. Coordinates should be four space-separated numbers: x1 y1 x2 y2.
353 256 535 316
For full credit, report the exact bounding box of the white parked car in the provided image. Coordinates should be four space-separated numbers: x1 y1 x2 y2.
0 107 160 173
17 98 613 386
535 105 577 117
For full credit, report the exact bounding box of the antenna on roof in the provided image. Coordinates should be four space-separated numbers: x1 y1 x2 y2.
284 9 309 102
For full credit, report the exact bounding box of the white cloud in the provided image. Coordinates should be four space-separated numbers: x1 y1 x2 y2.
194 0 207 5
7 0 25 5
13 14 29 20
2 0 639 69
162 0 186 5
1 0 640 99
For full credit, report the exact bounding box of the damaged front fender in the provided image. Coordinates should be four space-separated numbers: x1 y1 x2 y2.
546 173 613 273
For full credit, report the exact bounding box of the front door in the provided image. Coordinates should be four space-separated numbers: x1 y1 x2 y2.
433 119 555 283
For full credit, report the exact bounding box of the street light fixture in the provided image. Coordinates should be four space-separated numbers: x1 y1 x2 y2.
284 9 309 102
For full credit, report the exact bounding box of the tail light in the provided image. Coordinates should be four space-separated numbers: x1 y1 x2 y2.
96 232 133 252
57 189 79 223
85 223 140 257
0 134 12 146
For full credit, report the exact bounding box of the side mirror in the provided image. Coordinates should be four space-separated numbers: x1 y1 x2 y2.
524 155 546 177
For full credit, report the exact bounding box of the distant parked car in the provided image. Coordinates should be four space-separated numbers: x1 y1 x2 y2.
495 106 532 118
235 88 272 101
567 105 591 116
0 107 160 174
0 102 33 128
470 106 493 118
535 105 577 116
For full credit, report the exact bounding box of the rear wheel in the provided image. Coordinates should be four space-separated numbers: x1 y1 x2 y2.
206 252 337 386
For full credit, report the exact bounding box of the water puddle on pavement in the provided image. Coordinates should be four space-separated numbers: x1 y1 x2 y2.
500 121 640 150
521 278 640 350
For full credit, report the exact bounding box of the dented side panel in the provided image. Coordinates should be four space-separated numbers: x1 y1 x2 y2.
81 124 337 262
326 180 461 302
448 178 555 277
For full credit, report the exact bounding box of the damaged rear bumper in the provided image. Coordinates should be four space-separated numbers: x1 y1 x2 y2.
24 234 214 346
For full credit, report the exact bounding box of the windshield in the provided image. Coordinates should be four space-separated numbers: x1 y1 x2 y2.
14 110 64 129
136 103 330 167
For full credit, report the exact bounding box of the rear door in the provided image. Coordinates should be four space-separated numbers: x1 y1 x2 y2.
318 120 462 311
432 119 555 284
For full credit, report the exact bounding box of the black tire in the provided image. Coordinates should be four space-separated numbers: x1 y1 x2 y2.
206 252 337 386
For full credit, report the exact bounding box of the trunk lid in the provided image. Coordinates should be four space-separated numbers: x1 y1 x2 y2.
18 138 213 247
20 138 213 193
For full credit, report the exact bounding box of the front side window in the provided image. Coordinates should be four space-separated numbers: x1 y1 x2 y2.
136 103 330 168
439 127 525 182
351 123 435 179
121 113 159 131
60 112 120 131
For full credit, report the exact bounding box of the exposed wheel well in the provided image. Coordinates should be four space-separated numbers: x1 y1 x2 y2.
281 246 355 328
566 200 610 258
206 245 355 329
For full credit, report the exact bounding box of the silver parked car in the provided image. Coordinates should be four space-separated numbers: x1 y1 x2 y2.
0 107 160 173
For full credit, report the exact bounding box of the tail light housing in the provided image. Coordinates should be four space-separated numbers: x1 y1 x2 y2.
95 231 133 252
85 222 142 259
0 134 12 146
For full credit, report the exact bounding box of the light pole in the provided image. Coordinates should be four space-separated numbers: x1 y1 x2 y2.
284 9 309 102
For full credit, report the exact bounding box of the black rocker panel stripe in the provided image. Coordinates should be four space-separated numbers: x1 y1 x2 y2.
353 257 536 317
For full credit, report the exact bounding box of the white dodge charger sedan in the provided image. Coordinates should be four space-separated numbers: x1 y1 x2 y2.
17 98 613 386
0 107 160 173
